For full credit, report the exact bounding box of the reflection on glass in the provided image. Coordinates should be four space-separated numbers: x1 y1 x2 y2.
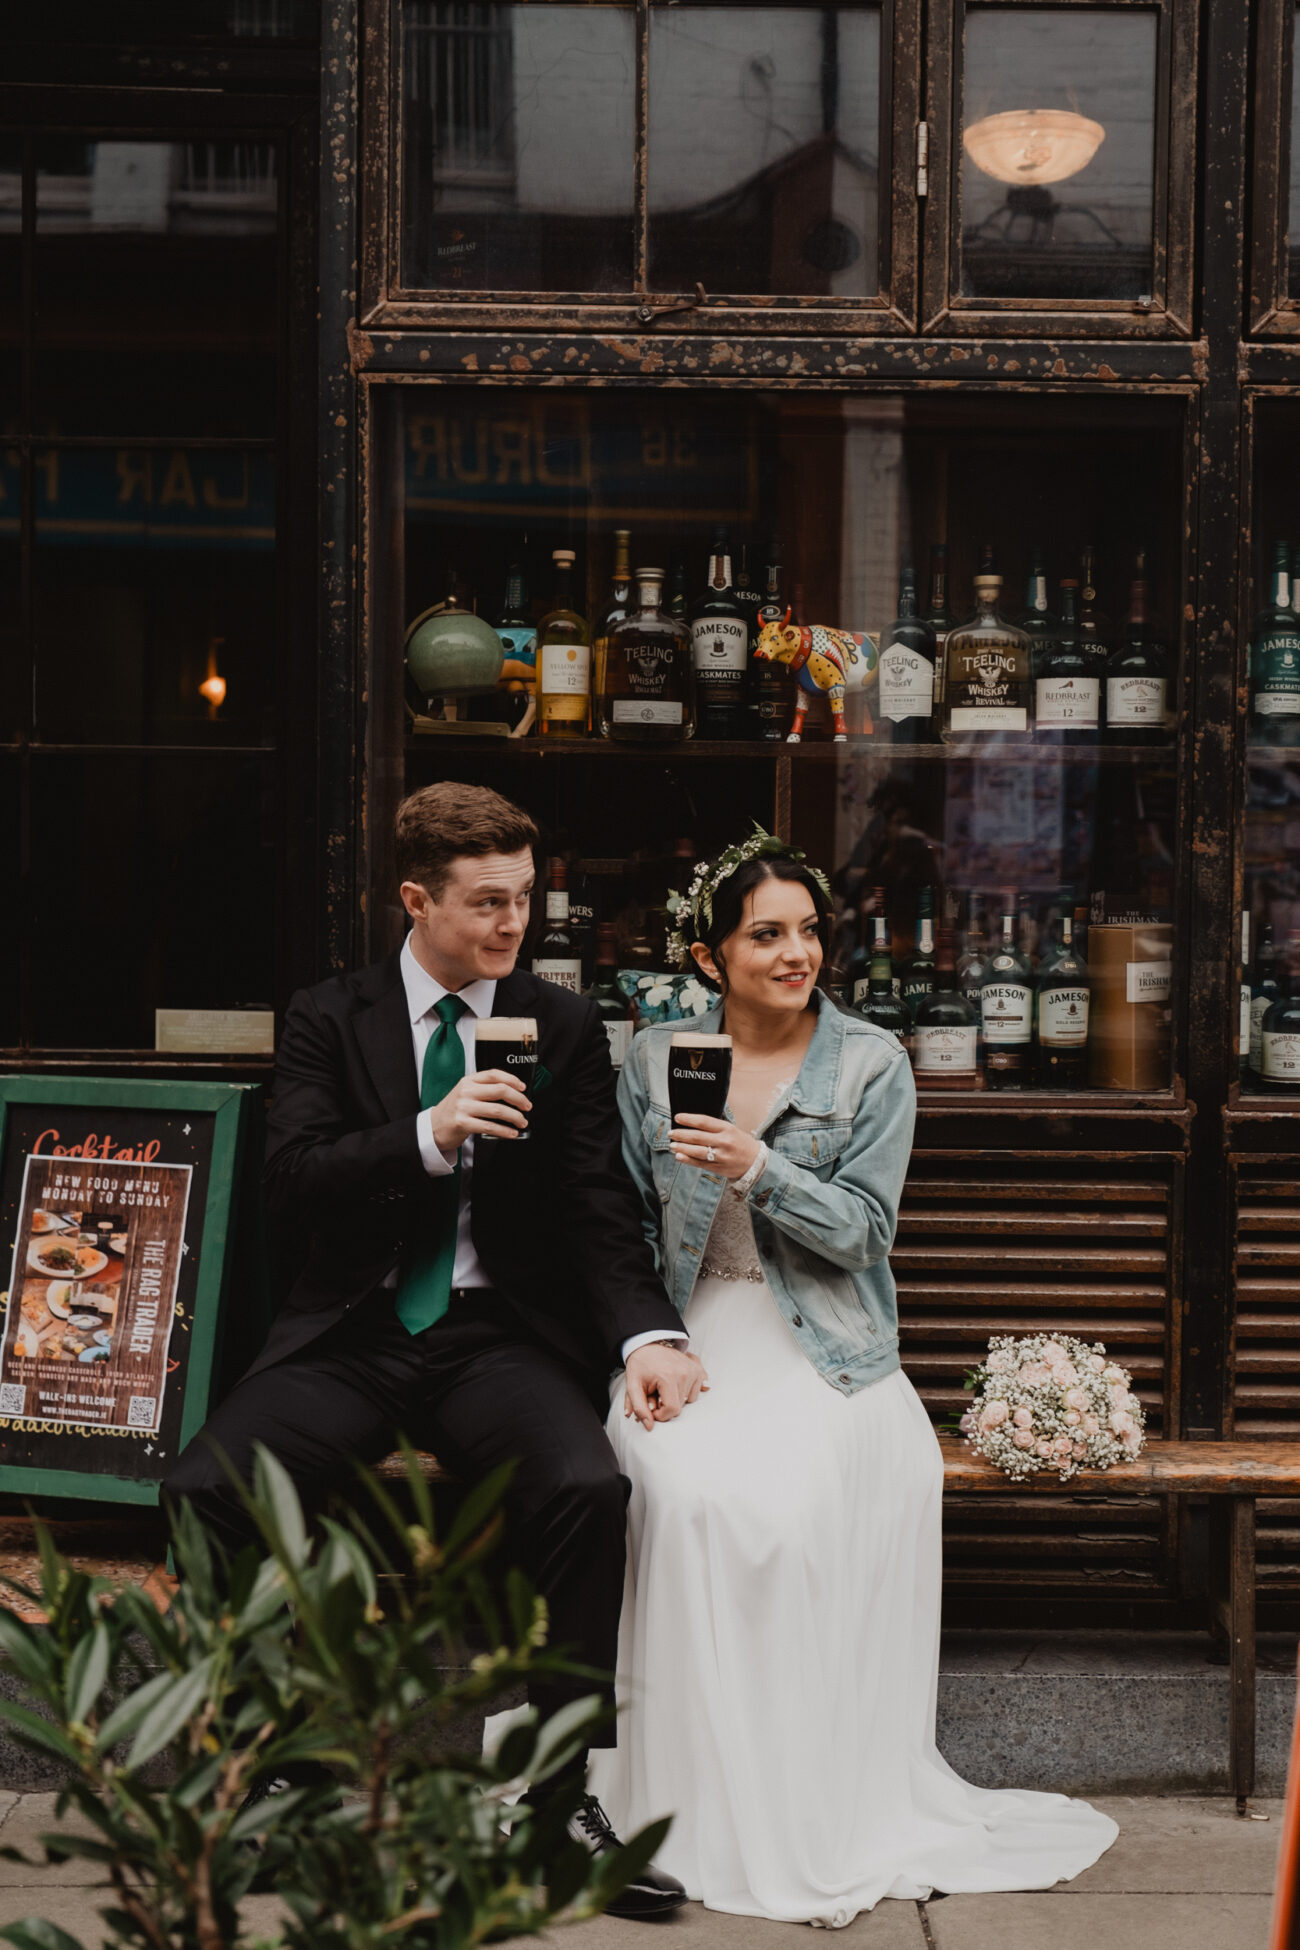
960 8 1156 302
648 6 880 296
401 2 635 292
30 448 276 746
26 755 277 1050
34 138 277 435
0 140 20 437
22 0 316 37
0 760 16 1045
386 387 1182 1091
1290 9 1300 298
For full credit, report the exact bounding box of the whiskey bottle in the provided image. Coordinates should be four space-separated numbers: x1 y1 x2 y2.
1251 541 1300 744
1250 920 1282 1077
942 574 1032 742
1035 579 1100 743
751 540 790 741
860 912 911 1042
690 527 749 740
1035 913 1091 1088
733 544 762 640
1240 909 1252 1083
597 567 695 743
584 922 634 1069
1105 556 1171 746
1261 936 1300 1089
532 859 583 990
843 889 879 1010
494 561 537 732
980 898 1034 1090
1079 544 1114 654
912 931 980 1087
537 549 591 739
877 564 937 743
924 543 955 715
956 894 987 1007
591 528 632 711
1017 544 1058 657
900 886 937 1018
666 556 689 621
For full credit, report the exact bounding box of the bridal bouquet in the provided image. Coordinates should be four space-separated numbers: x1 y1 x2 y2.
959 1334 1146 1483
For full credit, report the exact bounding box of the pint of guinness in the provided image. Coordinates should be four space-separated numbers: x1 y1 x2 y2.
475 1016 539 1140
668 1032 732 1124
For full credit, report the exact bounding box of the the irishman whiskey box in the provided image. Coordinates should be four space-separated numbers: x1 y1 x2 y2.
1087 923 1172 1090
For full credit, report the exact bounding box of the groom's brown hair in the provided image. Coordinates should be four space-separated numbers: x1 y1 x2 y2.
395 781 539 898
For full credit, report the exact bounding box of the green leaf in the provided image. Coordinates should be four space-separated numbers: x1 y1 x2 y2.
125 1657 215 1771
0 1610 55 1693
0 1919 87 1950
441 1461 514 1560
94 1664 176 1753
35 1834 114 1868
0 1698 82 1765
64 1624 110 1728
251 1446 308 1568
528 1695 606 1783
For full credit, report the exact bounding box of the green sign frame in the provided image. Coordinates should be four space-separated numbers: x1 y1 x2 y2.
0 1076 255 1507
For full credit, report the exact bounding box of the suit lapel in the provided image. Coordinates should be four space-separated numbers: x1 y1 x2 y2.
355 955 421 1123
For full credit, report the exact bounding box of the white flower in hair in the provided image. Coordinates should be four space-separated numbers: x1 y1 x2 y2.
664 823 832 973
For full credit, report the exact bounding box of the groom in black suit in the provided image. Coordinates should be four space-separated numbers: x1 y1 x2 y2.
164 781 704 1918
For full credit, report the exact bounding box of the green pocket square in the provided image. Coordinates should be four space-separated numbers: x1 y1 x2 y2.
531 1065 553 1096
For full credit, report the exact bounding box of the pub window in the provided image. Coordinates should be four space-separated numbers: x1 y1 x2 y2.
387 0 906 315
0 130 287 1055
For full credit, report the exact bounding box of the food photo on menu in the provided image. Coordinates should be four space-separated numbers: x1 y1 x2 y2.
18 1208 126 1367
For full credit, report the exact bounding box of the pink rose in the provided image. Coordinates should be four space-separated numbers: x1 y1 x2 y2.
1082 1412 1100 1436
980 1401 1009 1430
1065 1388 1088 1411
1052 1436 1072 1457
1020 1363 1053 1388
1103 1365 1125 1385
1055 1363 1079 1387
1013 1429 1035 1450
1035 1438 1052 1457
1109 1382 1130 1407
1042 1342 1068 1366
1064 1409 1081 1427
1072 1441 1087 1460
1088 1354 1106 1373
1013 1407 1034 1429
1111 1411 1134 1438
1123 1427 1143 1454
959 1410 976 1434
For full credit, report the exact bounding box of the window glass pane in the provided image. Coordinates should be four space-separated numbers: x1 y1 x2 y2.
648 6 881 297
34 138 277 436
1290 8 1300 299
400 3 635 292
0 139 19 440
26 754 277 1049
959 8 1157 303
31 446 276 746
382 387 1183 1094
0 759 17 1047
5 1 317 40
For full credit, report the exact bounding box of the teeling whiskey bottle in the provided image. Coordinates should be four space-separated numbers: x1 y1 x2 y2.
532 859 582 991
597 566 695 743
980 898 1034 1090
877 564 937 743
942 574 1032 743
1035 913 1091 1088
537 549 591 739
690 527 749 740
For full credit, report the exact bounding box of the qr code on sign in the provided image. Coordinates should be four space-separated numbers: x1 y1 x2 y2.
0 1384 25 1416
127 1396 157 1429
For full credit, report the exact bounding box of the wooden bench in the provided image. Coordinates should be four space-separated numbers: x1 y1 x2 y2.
941 1434 1300 1813
378 1437 1300 1814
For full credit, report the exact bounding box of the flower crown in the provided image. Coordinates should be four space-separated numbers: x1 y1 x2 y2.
665 824 833 970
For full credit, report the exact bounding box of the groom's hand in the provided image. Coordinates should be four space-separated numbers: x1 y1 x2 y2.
429 1070 531 1153
624 1343 709 1432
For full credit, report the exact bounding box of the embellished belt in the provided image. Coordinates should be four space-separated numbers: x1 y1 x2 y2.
699 1261 764 1282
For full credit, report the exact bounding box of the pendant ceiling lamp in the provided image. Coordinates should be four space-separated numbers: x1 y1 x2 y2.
963 109 1105 186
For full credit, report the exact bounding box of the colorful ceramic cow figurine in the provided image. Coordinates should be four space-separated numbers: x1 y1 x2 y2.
753 613 879 742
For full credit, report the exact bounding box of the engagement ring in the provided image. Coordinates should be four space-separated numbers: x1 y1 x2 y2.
706 1147 717 1162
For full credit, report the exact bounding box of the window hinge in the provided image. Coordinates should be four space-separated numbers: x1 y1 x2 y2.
916 121 929 198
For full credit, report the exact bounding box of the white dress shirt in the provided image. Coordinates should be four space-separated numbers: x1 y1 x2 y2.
395 935 685 1368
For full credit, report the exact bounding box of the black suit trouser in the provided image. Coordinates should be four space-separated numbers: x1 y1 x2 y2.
163 1289 627 1744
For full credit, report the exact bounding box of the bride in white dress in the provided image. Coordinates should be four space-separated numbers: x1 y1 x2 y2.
588 833 1117 1928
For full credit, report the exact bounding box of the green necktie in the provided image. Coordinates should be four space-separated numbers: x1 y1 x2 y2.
396 993 469 1335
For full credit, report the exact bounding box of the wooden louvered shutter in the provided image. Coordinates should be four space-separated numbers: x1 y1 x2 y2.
895 1152 1178 1600
1232 1159 1300 1601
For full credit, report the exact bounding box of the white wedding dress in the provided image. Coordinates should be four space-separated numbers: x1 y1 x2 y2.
587 1170 1118 1927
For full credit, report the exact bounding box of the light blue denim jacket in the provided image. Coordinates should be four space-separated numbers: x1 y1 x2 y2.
617 988 916 1394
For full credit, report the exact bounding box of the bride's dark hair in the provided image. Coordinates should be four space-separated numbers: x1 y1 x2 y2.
693 856 833 995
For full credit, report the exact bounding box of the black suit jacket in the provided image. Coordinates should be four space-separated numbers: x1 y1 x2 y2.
250 954 685 1389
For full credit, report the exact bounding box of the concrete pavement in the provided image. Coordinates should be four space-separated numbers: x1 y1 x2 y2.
0 1793 1280 1947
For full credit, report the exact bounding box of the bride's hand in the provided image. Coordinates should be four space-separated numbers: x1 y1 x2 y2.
670 1115 762 1182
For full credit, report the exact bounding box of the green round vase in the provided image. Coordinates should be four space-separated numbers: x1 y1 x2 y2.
405 601 505 695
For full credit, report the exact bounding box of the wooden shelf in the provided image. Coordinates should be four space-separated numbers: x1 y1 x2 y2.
406 734 1175 766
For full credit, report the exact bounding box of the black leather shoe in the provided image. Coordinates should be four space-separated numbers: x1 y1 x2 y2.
569 1794 687 1920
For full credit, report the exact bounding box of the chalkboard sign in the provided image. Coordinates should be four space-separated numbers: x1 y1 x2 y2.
0 1078 255 1505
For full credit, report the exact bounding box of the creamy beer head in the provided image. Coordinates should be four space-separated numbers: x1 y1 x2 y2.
475 1017 538 1140
668 1032 732 1124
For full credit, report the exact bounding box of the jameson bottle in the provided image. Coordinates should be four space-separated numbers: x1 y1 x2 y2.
597 567 695 743
860 912 912 1043
1105 554 1171 746
942 574 1032 742
537 549 590 739
1262 935 1300 1088
1035 579 1101 743
924 543 955 715
591 528 632 711
1250 920 1283 1077
981 898 1034 1090
877 564 937 742
532 859 582 990
690 526 749 740
1017 543 1058 663
1252 541 1300 744
750 540 790 741
1035 913 1091 1088
584 923 634 1069
900 886 937 1018
1079 544 1114 657
733 544 762 641
912 930 980 1087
